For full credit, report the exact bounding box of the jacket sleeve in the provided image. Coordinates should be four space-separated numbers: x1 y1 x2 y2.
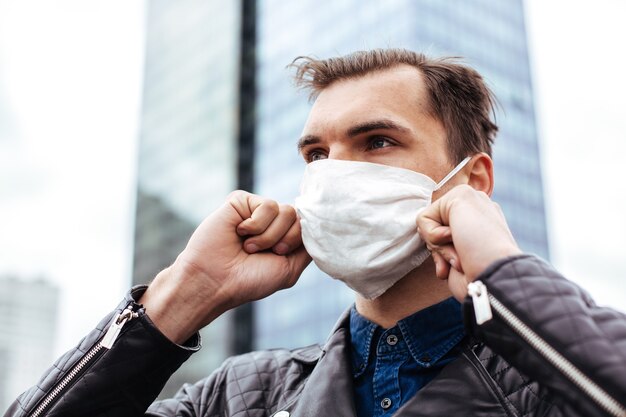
464 254 626 417
3 286 201 417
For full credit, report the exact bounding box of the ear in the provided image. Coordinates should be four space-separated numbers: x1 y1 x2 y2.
467 153 494 196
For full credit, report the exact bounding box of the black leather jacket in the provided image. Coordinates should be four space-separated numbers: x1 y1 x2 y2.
5 255 626 416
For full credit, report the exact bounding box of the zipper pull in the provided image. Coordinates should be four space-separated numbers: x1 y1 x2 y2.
100 308 139 349
467 280 493 325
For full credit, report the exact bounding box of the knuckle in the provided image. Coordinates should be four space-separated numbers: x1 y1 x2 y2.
280 204 297 220
428 224 441 236
227 189 248 201
422 226 438 241
280 203 295 214
262 199 279 214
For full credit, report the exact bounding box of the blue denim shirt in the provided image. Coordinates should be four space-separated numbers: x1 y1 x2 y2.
349 297 465 417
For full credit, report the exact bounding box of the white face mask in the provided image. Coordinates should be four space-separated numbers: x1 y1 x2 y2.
294 157 470 300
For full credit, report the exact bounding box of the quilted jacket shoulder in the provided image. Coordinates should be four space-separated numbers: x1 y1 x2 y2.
467 255 626 417
146 345 322 417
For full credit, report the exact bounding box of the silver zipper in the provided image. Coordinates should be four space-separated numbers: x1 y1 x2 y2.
468 281 493 324
469 280 626 417
29 307 138 417
100 308 138 348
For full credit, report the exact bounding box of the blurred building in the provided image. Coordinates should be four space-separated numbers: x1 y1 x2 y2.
0 276 59 412
134 0 550 395
254 0 549 349
132 0 255 398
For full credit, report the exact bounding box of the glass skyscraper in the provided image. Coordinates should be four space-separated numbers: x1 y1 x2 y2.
254 0 549 349
132 0 242 398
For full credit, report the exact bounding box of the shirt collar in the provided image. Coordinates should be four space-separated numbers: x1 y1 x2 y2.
349 297 465 376
349 305 378 376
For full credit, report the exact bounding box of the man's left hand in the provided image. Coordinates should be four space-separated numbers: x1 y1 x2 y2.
416 185 522 301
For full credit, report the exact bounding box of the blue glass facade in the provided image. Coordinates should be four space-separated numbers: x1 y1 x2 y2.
133 0 241 397
254 0 549 349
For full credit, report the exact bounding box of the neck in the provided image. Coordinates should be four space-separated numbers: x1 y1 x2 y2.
354 257 452 328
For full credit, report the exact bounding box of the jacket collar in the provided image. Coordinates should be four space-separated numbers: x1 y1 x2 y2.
286 307 509 417
290 307 357 417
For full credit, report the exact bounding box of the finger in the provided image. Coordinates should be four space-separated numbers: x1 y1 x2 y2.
431 251 450 281
284 246 312 287
243 205 297 253
272 216 304 255
417 221 452 248
448 268 471 302
431 244 464 274
236 197 280 236
416 200 452 247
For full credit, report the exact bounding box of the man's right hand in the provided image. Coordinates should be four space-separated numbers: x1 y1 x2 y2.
139 190 311 344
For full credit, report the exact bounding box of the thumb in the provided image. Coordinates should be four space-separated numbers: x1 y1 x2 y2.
448 267 471 302
285 246 312 286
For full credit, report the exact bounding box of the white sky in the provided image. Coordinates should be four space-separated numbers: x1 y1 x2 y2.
0 0 145 355
0 0 624 362
525 0 626 308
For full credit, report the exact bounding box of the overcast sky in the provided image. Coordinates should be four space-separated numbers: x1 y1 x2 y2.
0 0 624 361
0 0 145 356
525 0 626 307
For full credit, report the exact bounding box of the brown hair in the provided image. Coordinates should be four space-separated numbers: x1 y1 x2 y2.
289 48 498 163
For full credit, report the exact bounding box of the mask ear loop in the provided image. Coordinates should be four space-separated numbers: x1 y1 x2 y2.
434 156 472 191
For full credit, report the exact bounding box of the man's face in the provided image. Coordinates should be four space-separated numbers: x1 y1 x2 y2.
298 64 454 184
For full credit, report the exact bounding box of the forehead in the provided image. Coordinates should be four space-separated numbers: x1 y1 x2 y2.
303 65 432 133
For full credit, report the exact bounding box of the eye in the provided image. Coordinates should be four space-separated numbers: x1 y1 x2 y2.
367 136 394 150
304 149 328 163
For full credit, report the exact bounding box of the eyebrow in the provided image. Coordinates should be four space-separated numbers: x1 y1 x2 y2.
346 119 410 137
297 119 410 153
297 134 321 153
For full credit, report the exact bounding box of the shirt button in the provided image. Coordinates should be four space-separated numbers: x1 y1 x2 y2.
386 334 398 346
380 397 392 409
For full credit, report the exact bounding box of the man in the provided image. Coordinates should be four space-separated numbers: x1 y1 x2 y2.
6 49 626 417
